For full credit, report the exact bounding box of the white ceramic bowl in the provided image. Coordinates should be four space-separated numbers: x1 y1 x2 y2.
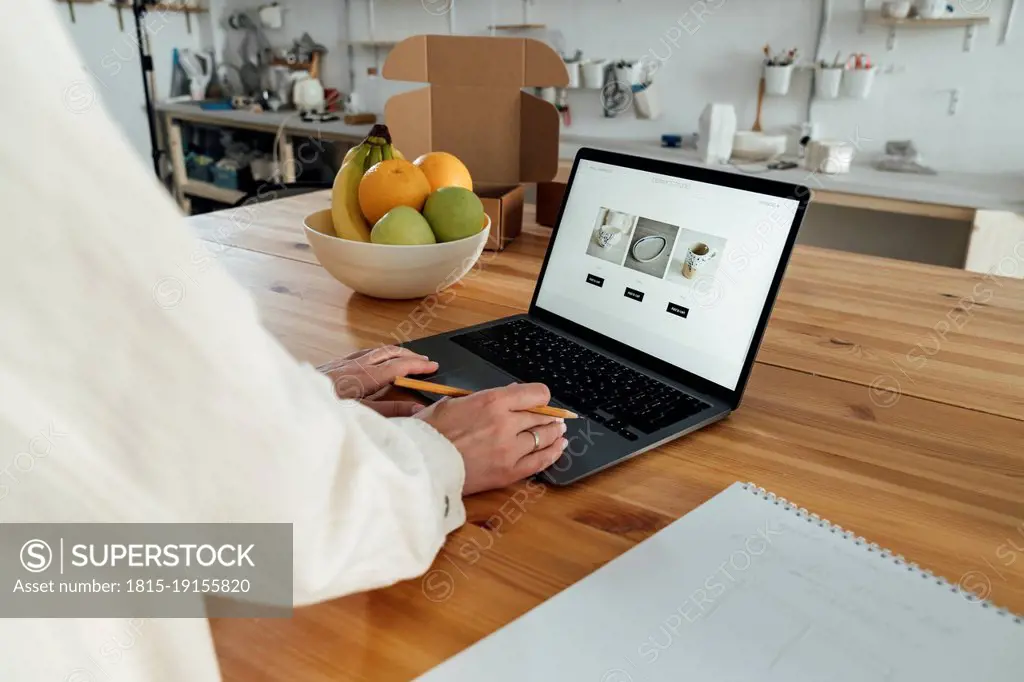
303 209 490 299
731 131 788 161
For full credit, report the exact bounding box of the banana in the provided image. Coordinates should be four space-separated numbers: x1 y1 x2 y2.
341 124 403 168
367 144 383 169
330 124 405 241
330 145 373 242
342 145 357 166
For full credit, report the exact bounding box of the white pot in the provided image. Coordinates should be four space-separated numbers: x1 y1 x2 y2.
842 68 876 99
633 81 660 120
580 60 608 88
763 64 794 96
565 61 581 88
814 67 843 99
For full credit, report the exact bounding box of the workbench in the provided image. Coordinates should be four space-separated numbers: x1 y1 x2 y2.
156 101 372 211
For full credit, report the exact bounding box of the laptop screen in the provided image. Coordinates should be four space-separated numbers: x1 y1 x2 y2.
534 158 801 391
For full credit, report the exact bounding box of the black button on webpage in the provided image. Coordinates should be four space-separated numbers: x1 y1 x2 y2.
586 273 605 287
624 287 645 302
667 302 689 318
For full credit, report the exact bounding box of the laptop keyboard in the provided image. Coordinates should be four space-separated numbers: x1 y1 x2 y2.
451 319 710 441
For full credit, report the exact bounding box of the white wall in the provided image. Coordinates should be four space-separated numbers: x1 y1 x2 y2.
208 0 1023 173
57 2 212 164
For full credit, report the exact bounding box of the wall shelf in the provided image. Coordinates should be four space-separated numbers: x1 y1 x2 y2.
342 40 400 47
863 11 990 52
55 0 104 23
109 3 208 34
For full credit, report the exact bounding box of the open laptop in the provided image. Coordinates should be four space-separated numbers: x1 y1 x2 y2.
404 147 810 485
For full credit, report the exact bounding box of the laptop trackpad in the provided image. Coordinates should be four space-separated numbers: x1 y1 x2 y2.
426 364 517 396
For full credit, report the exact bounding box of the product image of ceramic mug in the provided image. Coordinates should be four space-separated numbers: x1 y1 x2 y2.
683 242 717 279
594 210 631 248
594 224 623 248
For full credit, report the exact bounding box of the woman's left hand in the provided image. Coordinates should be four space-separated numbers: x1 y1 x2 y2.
317 346 438 417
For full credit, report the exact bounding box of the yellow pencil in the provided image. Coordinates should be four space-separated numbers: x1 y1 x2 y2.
394 377 579 419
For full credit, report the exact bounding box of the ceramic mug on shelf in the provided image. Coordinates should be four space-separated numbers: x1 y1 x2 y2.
580 59 608 88
683 242 717 279
881 0 912 18
914 0 954 18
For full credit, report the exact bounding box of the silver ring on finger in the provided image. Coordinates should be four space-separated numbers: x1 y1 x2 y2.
528 428 541 451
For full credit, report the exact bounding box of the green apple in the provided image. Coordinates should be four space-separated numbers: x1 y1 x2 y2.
370 206 437 245
422 187 486 242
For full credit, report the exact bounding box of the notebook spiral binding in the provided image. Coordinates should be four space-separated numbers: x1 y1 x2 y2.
740 482 1024 626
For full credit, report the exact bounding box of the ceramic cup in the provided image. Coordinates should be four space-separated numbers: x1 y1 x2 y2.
914 0 953 19
881 0 912 18
595 225 623 248
683 242 717 279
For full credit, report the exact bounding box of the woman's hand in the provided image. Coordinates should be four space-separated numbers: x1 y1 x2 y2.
415 383 568 495
317 346 437 417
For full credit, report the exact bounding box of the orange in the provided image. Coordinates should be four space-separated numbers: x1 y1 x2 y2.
358 159 432 225
413 152 473 193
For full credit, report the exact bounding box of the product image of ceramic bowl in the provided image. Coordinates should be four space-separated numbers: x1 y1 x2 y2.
630 235 668 262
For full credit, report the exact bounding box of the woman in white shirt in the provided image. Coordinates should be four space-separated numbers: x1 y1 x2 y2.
0 3 567 680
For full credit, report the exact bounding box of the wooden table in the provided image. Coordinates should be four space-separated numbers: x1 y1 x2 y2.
189 192 1024 681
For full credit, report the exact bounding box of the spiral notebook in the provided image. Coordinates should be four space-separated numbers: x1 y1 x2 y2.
418 482 1024 681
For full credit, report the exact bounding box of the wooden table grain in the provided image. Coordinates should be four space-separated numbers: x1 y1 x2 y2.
191 192 1024 681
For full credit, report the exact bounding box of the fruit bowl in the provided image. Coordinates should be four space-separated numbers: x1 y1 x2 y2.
303 209 490 300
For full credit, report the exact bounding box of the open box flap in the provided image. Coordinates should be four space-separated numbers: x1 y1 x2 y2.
518 91 562 182
383 35 568 87
384 88 432 161
383 35 567 185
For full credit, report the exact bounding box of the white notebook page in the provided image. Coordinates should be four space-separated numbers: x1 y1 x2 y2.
417 482 1024 681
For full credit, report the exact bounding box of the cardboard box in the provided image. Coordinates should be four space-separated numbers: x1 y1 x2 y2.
535 181 567 228
383 35 568 250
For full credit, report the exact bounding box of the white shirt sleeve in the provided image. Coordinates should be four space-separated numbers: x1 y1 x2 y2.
0 0 465 607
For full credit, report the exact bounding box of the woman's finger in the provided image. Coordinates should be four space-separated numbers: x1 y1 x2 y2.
510 410 561 436
362 400 425 417
362 345 430 366
342 345 430 366
492 382 552 411
512 438 568 480
369 356 439 385
515 420 566 457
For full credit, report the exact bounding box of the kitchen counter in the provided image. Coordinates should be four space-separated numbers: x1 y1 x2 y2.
559 135 1024 216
